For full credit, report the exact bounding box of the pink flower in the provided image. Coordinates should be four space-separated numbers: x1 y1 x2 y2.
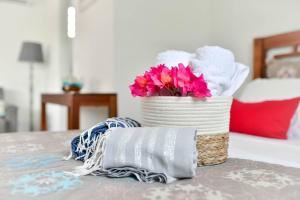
160 67 172 85
129 77 146 97
135 75 147 87
177 63 194 87
171 67 179 88
175 63 197 95
191 74 212 98
148 64 168 88
144 72 158 95
129 63 211 99
129 82 147 97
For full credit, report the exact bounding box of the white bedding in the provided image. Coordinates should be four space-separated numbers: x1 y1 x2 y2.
229 132 300 168
230 79 300 168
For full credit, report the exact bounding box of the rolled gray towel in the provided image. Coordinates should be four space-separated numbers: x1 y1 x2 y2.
73 127 197 183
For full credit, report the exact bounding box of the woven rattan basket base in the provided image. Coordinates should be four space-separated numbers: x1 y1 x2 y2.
196 133 229 166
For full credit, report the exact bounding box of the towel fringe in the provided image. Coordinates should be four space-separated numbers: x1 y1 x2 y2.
63 149 74 161
71 129 112 176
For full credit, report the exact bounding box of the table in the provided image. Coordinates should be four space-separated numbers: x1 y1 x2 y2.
41 93 117 130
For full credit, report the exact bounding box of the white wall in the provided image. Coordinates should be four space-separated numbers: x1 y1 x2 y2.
114 0 212 121
74 0 115 129
210 0 300 78
0 0 70 131
74 0 114 93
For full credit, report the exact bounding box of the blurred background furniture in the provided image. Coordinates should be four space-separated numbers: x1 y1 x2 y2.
253 30 300 79
41 93 117 131
0 88 18 133
18 41 44 131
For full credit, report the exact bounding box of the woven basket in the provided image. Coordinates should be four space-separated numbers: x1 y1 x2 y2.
141 96 232 166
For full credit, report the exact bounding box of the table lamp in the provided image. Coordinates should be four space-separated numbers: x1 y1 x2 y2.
18 41 44 131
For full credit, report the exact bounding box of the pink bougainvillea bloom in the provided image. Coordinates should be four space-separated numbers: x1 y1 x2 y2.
129 74 149 97
191 74 212 98
148 66 163 88
177 64 191 88
180 64 197 82
129 63 211 98
135 75 147 87
171 67 179 88
160 67 172 85
129 82 147 97
142 72 157 96
148 64 172 89
176 63 197 95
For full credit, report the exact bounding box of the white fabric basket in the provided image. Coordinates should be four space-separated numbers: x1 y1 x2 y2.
141 96 233 135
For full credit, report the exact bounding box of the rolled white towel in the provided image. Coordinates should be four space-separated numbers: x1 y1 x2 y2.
156 50 194 68
222 63 249 96
194 46 237 77
190 46 248 96
189 58 227 96
155 46 249 96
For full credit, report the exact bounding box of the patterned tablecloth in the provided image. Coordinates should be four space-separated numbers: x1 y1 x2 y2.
0 131 300 200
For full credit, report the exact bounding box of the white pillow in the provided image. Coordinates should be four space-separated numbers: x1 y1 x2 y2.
238 78 300 139
238 78 300 102
288 103 300 139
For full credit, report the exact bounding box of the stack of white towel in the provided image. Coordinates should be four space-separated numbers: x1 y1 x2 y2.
156 46 249 96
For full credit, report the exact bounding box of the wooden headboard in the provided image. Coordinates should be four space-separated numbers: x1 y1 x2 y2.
253 30 300 79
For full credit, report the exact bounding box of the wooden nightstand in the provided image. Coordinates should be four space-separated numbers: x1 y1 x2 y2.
41 93 117 131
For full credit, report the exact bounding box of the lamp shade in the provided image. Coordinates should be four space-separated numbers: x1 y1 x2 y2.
18 42 44 63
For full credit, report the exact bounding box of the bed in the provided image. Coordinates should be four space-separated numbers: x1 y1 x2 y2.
229 30 300 168
1 131 300 200
229 132 300 168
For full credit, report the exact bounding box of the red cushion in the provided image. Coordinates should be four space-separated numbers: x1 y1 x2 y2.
230 97 300 139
